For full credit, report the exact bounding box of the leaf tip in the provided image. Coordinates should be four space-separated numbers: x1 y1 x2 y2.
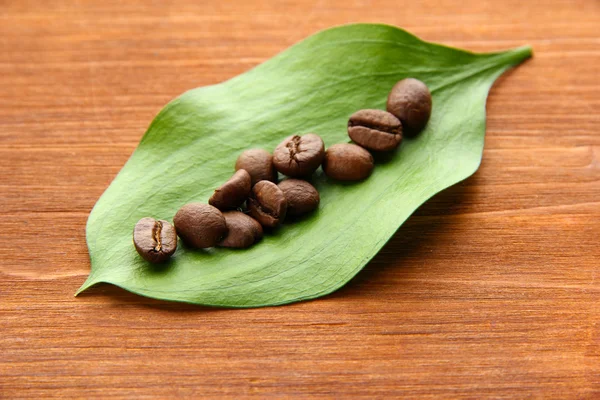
508 45 533 65
74 275 99 297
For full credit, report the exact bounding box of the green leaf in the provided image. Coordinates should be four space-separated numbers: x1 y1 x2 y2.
77 24 531 307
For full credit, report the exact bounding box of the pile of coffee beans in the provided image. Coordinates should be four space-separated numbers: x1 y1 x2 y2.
133 78 432 263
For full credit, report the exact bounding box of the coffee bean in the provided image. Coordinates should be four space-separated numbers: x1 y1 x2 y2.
247 180 288 228
173 203 228 248
218 211 263 248
386 78 432 135
133 217 177 263
235 149 277 185
273 134 325 177
209 169 251 210
278 179 320 217
348 109 402 151
323 143 374 181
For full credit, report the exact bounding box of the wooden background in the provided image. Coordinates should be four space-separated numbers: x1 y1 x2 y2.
1 0 599 398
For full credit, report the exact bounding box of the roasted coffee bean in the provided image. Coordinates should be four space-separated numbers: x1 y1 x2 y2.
173 203 228 248
247 180 288 228
278 179 320 217
273 134 325 177
133 217 177 263
348 109 402 151
235 149 277 185
209 169 252 210
386 78 432 135
218 211 263 248
323 143 374 181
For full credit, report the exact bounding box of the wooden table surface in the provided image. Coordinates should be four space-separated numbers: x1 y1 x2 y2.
2 0 599 398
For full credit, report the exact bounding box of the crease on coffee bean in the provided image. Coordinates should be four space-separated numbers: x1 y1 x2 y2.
251 198 278 218
151 220 163 253
286 135 303 166
348 120 399 134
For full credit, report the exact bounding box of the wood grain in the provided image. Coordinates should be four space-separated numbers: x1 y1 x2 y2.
1 0 599 398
